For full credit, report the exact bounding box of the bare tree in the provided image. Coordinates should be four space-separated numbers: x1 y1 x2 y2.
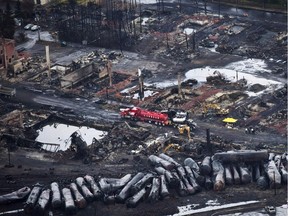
22 0 35 19
15 0 22 18
218 0 221 17
0 2 15 39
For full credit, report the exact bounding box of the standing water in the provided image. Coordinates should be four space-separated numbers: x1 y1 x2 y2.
36 123 106 151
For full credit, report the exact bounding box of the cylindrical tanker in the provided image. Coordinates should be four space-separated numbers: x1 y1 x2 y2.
51 182 61 209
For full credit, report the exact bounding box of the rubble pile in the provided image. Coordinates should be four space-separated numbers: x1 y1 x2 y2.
7 48 124 92
0 150 287 215
0 109 50 141
206 70 230 85
71 50 122 68
89 123 151 160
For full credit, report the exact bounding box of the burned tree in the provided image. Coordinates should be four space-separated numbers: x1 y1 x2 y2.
57 1 138 49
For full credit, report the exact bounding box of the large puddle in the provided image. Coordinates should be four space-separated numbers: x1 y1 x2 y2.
36 123 106 151
147 58 284 96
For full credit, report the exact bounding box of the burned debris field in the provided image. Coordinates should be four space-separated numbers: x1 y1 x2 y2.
0 0 287 216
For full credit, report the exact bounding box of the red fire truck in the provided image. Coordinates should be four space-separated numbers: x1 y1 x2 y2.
120 107 169 125
120 107 197 130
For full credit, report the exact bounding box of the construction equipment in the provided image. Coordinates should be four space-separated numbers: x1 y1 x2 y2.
163 144 182 153
167 109 188 124
120 107 197 129
206 71 228 85
202 103 229 117
120 107 169 126
178 125 192 140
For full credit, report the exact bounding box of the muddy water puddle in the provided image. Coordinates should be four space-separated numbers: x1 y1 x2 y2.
36 123 106 151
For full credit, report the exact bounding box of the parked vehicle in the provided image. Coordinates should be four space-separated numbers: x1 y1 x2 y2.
265 206 276 214
120 107 169 125
94 99 108 105
200 39 215 48
31 25 40 31
14 18 22 26
120 107 197 129
24 23 33 30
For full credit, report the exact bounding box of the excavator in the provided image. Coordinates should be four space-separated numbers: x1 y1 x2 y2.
163 144 182 153
178 124 192 140
163 125 191 153
202 103 229 117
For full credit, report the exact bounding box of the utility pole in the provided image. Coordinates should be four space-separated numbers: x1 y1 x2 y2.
178 0 182 12
192 31 196 51
8 145 11 166
218 0 221 18
19 111 23 128
178 72 182 98
45 45 51 83
166 33 169 49
2 37 8 71
138 68 144 100
206 128 212 155
133 19 136 37
107 61 112 87
106 86 109 99
36 14 41 41
157 0 164 14
274 171 276 195
139 0 142 33
6 137 16 168
185 32 188 49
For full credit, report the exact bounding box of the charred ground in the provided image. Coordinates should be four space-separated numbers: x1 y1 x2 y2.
0 0 287 216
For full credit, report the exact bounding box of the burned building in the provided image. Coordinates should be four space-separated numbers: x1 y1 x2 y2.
0 38 18 69
60 61 110 89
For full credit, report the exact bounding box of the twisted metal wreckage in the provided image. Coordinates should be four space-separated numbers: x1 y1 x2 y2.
0 150 287 215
